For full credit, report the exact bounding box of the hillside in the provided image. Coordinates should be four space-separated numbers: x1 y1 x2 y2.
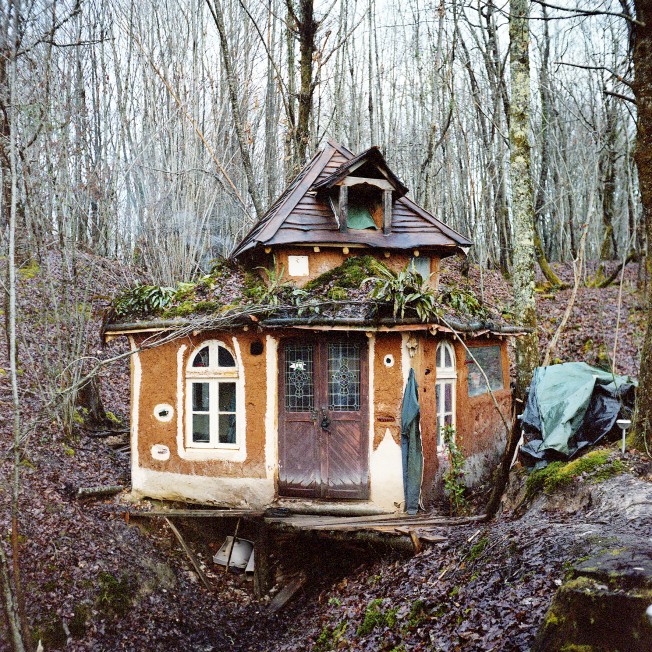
0 252 648 651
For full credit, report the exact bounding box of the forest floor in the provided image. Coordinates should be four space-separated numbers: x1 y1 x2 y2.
0 253 649 651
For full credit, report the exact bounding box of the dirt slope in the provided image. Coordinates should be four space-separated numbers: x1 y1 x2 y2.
0 254 649 651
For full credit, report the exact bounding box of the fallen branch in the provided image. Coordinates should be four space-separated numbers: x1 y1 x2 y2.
164 518 211 590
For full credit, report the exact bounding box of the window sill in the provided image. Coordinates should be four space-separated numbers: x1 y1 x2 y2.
179 446 246 462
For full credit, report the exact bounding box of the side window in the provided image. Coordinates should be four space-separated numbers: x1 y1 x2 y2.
466 345 504 397
186 342 239 448
435 341 457 450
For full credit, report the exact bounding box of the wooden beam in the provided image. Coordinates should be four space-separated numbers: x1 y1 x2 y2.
130 508 264 519
338 185 348 232
339 176 394 190
383 189 393 234
164 518 211 589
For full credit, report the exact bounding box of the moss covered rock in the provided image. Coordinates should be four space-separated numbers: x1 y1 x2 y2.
532 548 652 652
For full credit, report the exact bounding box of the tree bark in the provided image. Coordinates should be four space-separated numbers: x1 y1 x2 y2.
632 0 652 450
487 0 540 519
206 0 264 219
509 0 539 401
534 9 566 288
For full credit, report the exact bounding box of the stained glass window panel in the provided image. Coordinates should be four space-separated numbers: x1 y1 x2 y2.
467 346 504 397
285 344 314 412
328 342 360 411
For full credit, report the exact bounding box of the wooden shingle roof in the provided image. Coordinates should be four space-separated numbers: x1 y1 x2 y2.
231 141 472 259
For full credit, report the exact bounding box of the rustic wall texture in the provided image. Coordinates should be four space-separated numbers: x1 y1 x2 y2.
129 328 511 509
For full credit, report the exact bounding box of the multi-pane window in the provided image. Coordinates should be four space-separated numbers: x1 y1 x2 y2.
435 341 457 450
186 342 239 448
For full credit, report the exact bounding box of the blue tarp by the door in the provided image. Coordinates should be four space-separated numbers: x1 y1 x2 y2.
520 362 636 466
401 368 423 514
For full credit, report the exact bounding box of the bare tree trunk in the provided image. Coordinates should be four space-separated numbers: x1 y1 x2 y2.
487 0 540 518
5 2 28 646
509 0 539 398
534 9 566 288
290 0 317 167
632 0 652 452
206 0 264 219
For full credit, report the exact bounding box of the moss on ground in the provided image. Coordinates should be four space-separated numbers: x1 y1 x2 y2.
96 571 136 618
356 598 398 636
525 450 624 500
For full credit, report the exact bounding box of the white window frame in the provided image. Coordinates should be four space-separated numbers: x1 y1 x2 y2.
185 341 240 450
435 340 457 451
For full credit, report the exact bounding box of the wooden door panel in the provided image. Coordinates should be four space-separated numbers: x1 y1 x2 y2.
325 419 368 498
278 337 369 500
278 342 320 497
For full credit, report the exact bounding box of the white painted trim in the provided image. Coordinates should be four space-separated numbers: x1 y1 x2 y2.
129 336 141 483
264 335 279 479
175 339 247 462
401 333 411 385
368 334 375 464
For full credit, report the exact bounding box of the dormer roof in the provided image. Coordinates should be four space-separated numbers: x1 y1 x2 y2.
230 141 472 259
311 145 409 197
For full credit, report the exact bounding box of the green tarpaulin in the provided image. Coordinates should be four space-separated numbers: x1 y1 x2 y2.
347 205 378 230
521 362 636 463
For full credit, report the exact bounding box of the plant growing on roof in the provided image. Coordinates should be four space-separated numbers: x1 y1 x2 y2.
439 284 487 319
113 284 175 317
366 264 440 322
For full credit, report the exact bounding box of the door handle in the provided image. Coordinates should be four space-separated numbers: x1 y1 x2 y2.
320 407 331 431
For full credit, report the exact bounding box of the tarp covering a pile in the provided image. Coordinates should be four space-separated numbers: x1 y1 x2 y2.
520 362 636 466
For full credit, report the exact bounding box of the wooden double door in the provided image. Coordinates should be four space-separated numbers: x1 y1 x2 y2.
278 336 369 500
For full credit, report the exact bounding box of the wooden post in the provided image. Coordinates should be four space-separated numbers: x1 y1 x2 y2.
224 518 241 574
339 185 348 232
254 521 272 597
383 189 392 234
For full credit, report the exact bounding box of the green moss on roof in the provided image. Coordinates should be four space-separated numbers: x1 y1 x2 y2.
304 255 385 291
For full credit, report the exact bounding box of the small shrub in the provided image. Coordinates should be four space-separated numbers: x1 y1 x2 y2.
441 426 469 516
367 264 440 321
113 284 175 317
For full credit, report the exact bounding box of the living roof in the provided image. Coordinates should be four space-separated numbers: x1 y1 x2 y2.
103 256 525 339
230 141 472 259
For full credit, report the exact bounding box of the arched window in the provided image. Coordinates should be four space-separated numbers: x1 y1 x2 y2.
435 341 457 450
186 341 239 448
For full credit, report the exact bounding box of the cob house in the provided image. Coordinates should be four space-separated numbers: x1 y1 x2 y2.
104 141 524 513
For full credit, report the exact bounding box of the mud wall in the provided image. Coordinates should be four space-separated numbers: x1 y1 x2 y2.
454 337 511 486
127 328 511 510
257 247 440 289
130 329 274 508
